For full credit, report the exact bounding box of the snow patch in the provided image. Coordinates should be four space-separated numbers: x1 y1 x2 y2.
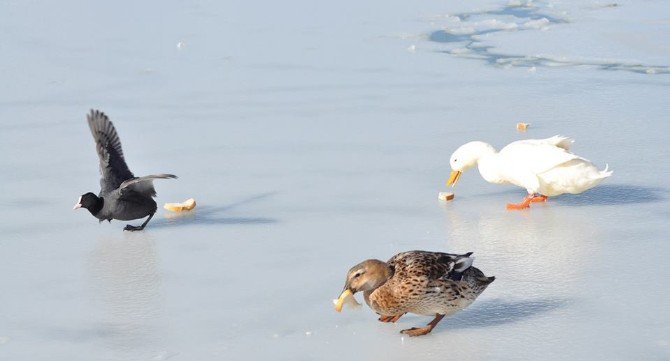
523 18 550 29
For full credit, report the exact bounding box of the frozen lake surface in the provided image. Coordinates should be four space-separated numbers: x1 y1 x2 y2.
1 0 669 360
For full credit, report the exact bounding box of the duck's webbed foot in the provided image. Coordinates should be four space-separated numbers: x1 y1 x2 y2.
530 194 548 203
123 213 154 232
505 194 534 210
400 314 444 337
400 326 433 337
506 194 548 209
378 314 404 323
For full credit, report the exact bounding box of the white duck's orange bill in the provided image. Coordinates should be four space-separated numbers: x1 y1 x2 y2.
447 170 462 187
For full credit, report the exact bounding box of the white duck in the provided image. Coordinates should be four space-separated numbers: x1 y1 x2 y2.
447 136 612 209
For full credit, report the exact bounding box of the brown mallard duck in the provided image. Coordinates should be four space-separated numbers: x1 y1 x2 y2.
335 250 494 336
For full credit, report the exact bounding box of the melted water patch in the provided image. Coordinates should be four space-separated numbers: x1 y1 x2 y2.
427 2 670 75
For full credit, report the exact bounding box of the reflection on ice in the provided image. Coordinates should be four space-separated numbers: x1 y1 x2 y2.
442 203 602 296
86 233 165 358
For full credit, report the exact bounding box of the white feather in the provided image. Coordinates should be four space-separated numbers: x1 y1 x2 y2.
454 257 473 272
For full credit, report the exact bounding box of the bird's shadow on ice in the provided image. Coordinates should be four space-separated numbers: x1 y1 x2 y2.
151 192 278 228
444 298 567 330
554 184 666 206
474 184 666 207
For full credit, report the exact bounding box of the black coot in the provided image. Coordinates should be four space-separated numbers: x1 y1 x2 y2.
74 109 177 231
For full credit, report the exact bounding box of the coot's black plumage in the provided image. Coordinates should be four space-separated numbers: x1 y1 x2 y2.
74 109 177 231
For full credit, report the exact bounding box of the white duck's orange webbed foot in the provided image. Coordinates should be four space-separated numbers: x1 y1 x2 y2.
530 195 548 203
506 195 534 210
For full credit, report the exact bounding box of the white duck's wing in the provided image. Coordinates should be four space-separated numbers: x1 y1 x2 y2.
506 135 573 151
496 140 586 193
499 139 583 175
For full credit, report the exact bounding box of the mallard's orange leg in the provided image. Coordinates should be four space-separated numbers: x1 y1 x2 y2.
530 195 548 203
400 314 445 337
378 314 405 323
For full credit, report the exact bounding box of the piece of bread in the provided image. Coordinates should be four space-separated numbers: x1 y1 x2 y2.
438 192 455 202
164 198 196 212
333 289 361 312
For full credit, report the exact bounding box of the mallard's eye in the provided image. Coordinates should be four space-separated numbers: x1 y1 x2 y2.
353 273 361 278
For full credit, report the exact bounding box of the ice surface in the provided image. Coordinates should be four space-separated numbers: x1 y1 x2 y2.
0 0 669 360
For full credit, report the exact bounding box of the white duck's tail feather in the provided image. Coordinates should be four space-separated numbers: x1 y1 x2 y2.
547 135 574 151
599 163 613 178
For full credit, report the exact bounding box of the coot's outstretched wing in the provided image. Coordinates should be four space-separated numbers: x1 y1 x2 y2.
87 109 134 195
119 174 178 197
